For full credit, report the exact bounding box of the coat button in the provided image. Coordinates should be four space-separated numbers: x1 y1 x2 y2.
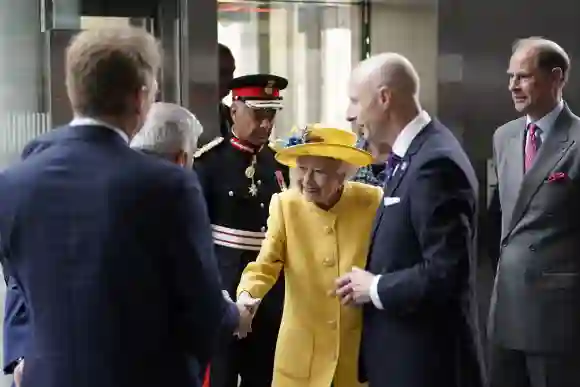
261 226 266 232
327 320 337 329
228 191 234 197
529 244 537 252
324 226 333 234
323 258 335 267
260 202 265 208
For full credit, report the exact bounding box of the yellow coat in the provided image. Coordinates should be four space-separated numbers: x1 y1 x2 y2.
237 181 382 387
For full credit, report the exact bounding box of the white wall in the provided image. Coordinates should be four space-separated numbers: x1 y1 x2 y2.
369 3 438 113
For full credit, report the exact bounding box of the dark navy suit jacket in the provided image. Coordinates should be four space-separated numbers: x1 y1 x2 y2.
0 124 238 387
2 134 56 376
2 274 28 375
361 120 485 387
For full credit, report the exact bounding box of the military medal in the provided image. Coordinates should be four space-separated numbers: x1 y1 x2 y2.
248 183 258 196
275 170 287 191
246 155 258 196
245 165 255 179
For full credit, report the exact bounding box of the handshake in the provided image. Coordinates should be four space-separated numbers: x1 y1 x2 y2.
222 290 260 339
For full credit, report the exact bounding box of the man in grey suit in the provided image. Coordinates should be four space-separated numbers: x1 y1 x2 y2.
489 37 580 387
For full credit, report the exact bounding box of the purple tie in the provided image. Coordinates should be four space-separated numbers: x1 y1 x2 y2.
383 152 402 190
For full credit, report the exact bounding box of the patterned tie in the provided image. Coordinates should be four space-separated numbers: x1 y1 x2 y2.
524 123 542 172
383 152 402 190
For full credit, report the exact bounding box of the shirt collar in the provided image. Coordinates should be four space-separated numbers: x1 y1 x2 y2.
526 100 564 135
70 117 129 143
391 110 431 157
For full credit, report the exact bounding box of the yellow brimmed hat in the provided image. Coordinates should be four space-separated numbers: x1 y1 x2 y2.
275 124 373 168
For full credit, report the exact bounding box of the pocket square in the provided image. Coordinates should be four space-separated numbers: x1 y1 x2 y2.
547 171 567 182
384 196 401 206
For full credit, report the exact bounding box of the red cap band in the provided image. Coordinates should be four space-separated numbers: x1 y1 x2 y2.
232 86 280 99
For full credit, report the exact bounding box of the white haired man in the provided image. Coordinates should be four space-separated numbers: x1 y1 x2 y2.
130 102 203 167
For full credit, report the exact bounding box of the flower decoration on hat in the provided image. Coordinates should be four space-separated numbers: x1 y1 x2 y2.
276 125 325 149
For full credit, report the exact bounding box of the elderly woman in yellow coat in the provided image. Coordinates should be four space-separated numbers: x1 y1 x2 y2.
236 125 383 387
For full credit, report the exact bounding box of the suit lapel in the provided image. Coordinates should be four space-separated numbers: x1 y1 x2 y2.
508 126 525 192
506 108 574 235
370 122 434 239
383 158 410 198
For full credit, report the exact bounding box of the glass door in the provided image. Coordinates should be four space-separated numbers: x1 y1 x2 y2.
43 0 183 126
218 0 364 138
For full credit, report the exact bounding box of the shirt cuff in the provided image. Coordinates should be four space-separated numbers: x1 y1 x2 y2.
370 275 384 310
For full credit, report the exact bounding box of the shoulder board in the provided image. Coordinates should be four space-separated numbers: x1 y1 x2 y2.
194 137 224 158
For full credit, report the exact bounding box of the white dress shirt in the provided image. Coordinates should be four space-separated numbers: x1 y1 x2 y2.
369 110 432 310
525 99 564 142
70 117 129 144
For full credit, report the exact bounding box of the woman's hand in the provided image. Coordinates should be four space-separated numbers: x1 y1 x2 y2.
234 291 261 338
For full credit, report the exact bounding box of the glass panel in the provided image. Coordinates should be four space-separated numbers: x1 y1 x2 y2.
80 16 133 28
0 2 45 169
369 2 438 113
218 0 362 138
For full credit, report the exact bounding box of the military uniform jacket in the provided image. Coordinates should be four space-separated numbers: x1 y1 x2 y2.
194 137 289 319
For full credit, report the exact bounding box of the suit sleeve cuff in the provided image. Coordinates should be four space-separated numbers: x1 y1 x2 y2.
370 275 384 310
222 301 240 334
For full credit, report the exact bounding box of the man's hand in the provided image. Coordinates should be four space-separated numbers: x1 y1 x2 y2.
335 266 376 305
234 292 261 339
14 359 24 387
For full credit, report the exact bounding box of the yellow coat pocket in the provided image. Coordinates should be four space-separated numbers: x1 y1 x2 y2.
275 328 314 379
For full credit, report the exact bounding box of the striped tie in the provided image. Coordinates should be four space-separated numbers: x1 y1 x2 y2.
524 123 541 172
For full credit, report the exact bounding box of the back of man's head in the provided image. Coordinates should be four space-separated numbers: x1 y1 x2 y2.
355 52 420 97
65 27 161 118
130 102 203 166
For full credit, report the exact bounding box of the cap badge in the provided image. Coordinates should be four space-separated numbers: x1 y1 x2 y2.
264 80 275 95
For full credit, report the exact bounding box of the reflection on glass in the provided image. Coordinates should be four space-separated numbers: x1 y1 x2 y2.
218 1 362 138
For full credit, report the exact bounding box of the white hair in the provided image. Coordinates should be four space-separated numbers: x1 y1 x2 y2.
130 102 203 157
354 52 420 96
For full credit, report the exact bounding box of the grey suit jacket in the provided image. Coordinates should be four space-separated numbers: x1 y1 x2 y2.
489 104 580 353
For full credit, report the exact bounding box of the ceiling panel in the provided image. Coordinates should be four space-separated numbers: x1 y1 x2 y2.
219 0 363 5
219 0 436 6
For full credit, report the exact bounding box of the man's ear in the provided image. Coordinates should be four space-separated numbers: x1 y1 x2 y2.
230 101 243 123
378 86 391 107
229 103 236 122
551 67 565 83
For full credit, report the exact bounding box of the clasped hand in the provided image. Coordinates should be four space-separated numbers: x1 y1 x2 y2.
222 290 260 339
334 266 375 306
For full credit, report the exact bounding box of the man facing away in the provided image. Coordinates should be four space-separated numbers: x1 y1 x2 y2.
2 101 205 387
130 101 204 167
335 53 485 387
489 37 580 387
0 27 251 387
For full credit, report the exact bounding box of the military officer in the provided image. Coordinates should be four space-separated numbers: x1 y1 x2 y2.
194 74 289 387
